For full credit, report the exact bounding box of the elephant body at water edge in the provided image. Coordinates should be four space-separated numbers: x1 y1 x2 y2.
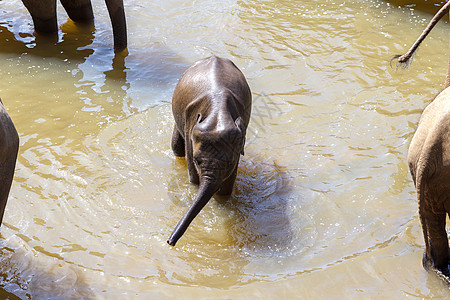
167 56 252 246
0 100 19 226
408 87 450 280
21 0 127 51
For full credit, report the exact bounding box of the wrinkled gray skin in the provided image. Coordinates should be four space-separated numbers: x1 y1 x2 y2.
168 56 252 246
21 0 127 51
397 3 450 282
408 87 450 279
0 100 19 226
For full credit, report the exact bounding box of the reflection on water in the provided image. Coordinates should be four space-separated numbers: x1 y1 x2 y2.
1 0 450 298
0 18 95 61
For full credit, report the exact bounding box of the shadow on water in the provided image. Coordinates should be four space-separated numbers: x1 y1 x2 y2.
168 153 294 251
0 20 135 131
167 151 295 287
0 16 188 297
224 155 294 254
0 19 95 61
0 18 130 98
0 286 20 300
0 17 191 110
0 18 133 87
0 232 94 299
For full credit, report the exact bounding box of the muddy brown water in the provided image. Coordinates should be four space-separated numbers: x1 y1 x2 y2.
1 0 450 298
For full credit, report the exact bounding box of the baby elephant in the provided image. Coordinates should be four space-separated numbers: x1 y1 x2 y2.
167 56 252 246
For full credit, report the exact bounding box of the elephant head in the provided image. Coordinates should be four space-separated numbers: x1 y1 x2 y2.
167 114 245 246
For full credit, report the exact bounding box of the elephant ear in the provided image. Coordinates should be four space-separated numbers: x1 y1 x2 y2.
235 117 245 156
184 96 205 137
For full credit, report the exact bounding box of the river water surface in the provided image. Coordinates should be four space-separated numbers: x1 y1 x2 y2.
1 0 450 298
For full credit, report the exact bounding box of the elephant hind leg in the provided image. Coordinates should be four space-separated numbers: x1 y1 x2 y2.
423 210 449 273
171 125 185 157
60 0 94 23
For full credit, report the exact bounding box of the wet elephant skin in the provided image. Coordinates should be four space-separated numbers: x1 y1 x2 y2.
168 56 252 246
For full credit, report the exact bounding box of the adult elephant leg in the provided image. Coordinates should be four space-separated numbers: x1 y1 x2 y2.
0 145 18 225
0 101 19 225
59 0 94 23
423 209 449 274
21 0 58 33
105 0 127 51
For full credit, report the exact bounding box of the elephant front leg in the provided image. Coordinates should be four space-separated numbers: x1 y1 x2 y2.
22 0 58 33
423 210 449 275
60 0 94 23
171 125 185 157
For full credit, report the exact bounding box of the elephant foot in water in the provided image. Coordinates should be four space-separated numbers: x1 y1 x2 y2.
423 251 450 284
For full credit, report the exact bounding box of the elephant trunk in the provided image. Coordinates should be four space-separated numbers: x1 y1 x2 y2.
105 0 127 52
167 177 218 246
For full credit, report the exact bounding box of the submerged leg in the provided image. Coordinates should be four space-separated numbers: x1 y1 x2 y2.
105 0 127 51
423 210 449 274
60 0 94 23
22 0 58 33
